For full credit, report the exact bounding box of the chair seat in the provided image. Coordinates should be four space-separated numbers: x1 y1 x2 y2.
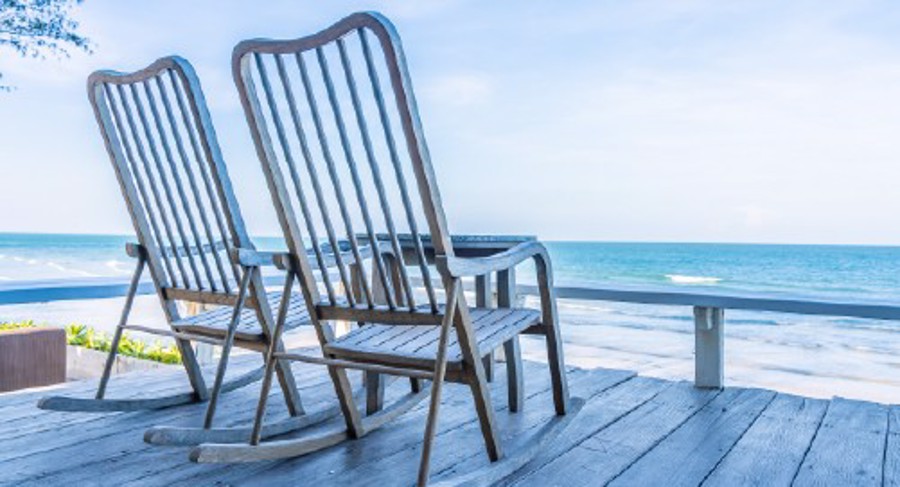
173 291 309 342
324 307 540 371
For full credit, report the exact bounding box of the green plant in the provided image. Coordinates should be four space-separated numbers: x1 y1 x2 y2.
65 323 182 364
0 320 37 332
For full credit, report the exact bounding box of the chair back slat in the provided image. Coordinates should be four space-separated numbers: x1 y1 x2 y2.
140 80 211 290
115 82 196 288
317 43 397 310
89 58 254 300
357 30 436 310
255 52 353 304
167 70 243 287
234 12 452 317
151 75 228 292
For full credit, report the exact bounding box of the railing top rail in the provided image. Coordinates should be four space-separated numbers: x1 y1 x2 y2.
2 276 898 321
525 284 900 321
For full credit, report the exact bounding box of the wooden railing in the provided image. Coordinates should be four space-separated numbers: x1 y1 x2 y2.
519 283 900 388
3 276 899 389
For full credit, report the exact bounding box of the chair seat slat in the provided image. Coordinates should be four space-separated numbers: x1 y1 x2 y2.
323 307 540 371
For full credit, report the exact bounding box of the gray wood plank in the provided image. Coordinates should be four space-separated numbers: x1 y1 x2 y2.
3 357 896 487
793 397 889 487
483 375 673 487
522 284 900 321
1 363 334 483
511 379 720 487
607 387 775 487
0 356 262 437
883 406 900 487
701 393 827 487
117 361 588 486
252 368 629 487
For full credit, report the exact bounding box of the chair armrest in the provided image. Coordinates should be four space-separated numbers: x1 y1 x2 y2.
125 242 146 259
234 241 397 273
231 248 293 270
441 241 550 278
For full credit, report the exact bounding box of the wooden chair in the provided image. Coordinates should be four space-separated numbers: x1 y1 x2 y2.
193 12 582 485
38 56 338 446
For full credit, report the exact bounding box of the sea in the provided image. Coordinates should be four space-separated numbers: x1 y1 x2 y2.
6 231 900 401
1 232 898 330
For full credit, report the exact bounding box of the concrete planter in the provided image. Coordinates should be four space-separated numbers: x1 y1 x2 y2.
66 345 178 381
0 327 66 392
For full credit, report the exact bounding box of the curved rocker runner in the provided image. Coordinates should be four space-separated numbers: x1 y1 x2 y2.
191 12 581 486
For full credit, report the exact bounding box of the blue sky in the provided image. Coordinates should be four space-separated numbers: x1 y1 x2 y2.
1 0 900 244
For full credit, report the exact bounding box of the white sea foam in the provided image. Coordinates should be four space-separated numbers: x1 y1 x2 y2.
665 274 722 285
106 260 132 275
45 261 102 278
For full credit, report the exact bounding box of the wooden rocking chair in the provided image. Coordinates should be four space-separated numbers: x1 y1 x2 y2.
38 56 349 446
192 12 581 485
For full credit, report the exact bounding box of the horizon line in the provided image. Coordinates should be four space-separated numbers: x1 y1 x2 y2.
0 230 897 249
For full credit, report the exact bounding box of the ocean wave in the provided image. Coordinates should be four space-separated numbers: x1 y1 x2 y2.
45 261 102 278
106 260 133 275
665 274 722 285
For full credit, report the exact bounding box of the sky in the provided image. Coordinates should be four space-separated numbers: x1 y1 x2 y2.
1 0 900 244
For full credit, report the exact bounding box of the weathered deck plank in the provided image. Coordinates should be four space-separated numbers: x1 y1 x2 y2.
702 393 827 487
185 367 630 487
0 361 336 482
884 406 900 487
509 379 719 486
142 366 581 486
606 387 776 486
793 397 889 486
0 353 895 487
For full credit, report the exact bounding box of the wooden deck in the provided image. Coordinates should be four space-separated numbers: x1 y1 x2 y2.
1 349 896 487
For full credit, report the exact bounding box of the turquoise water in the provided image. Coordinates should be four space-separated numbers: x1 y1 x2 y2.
1 232 897 302
542 241 900 302
2 232 898 332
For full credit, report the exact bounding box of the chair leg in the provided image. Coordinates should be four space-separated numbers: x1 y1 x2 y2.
482 352 495 382
504 337 524 413
365 371 385 415
475 274 495 383
272 350 304 416
251 272 297 444
546 326 569 415
96 255 145 399
417 279 461 487
175 338 209 401
250 348 279 445
534 252 569 415
454 288 503 462
466 363 503 461
417 363 446 487
204 267 253 429
329 366 364 439
96 324 124 400
541 300 569 416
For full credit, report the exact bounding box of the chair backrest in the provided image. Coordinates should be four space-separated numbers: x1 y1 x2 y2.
233 12 455 319
88 57 258 307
